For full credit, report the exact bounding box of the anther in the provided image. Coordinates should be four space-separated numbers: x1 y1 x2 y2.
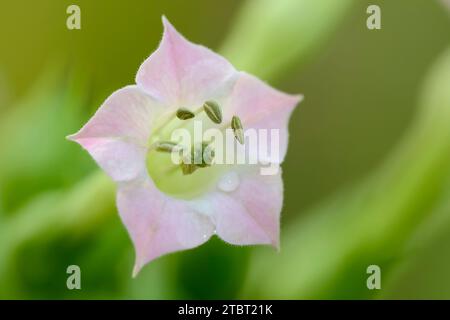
176 108 195 120
203 100 222 124
231 115 244 144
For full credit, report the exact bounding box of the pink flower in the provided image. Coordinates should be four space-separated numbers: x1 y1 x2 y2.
68 16 302 276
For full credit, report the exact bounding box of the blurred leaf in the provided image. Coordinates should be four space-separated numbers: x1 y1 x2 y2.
0 65 93 213
172 238 251 299
0 171 115 297
380 177 450 299
7 220 128 299
221 0 354 80
242 46 450 299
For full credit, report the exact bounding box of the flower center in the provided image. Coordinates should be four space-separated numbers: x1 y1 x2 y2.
146 149 225 199
145 101 243 199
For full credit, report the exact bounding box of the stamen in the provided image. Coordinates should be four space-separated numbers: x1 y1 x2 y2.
154 141 182 153
203 100 223 124
149 101 242 178
196 142 215 167
155 106 206 139
176 108 196 120
180 149 198 175
178 141 216 175
181 163 197 175
201 142 215 167
231 116 244 144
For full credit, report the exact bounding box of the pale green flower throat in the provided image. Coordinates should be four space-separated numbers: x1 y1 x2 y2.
146 100 243 199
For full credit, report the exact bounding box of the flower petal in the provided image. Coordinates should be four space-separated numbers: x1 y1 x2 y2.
136 16 237 107
67 85 163 182
117 176 216 276
225 72 303 163
195 168 283 248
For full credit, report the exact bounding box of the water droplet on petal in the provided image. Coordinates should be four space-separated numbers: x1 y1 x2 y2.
217 171 240 192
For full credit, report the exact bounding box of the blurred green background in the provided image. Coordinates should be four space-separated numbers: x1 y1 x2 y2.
0 0 449 299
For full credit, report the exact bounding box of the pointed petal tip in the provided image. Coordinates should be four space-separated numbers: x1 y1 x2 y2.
284 93 303 112
289 93 304 107
132 263 142 278
65 133 77 142
132 248 146 278
272 239 280 252
158 15 188 57
161 15 176 34
160 15 190 47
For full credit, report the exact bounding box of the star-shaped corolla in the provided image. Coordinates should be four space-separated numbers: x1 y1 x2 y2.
68 16 302 276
